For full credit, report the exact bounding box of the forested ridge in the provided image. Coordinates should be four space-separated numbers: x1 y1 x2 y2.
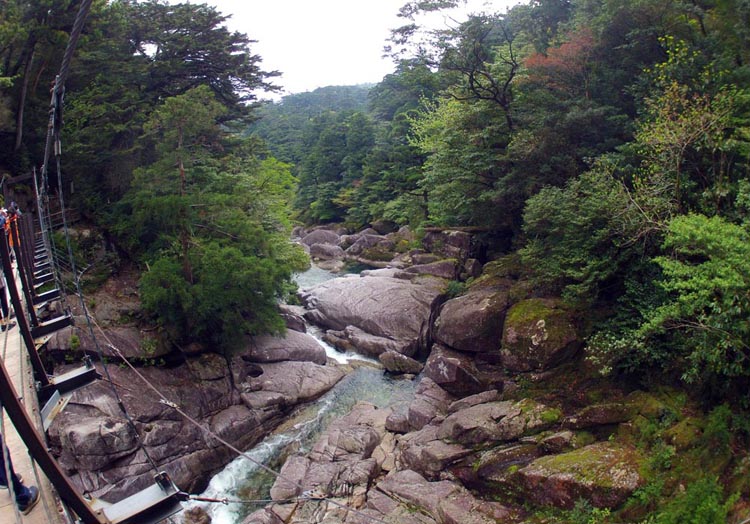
254 0 750 399
2 0 750 521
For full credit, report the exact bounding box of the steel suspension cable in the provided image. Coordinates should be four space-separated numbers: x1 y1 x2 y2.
30 0 163 477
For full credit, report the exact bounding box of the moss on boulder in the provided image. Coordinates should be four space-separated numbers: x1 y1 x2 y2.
501 298 581 372
517 441 645 509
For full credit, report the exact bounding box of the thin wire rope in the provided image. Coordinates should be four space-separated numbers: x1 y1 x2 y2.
39 0 93 197
34 166 67 306
51 155 73 306
29 0 161 477
88 317 393 524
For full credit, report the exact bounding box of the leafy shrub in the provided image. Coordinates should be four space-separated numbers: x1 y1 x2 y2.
444 280 467 298
653 477 737 524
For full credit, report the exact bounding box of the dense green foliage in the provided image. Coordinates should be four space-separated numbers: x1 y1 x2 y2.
3 0 750 390
4 0 750 520
248 0 750 395
0 0 305 350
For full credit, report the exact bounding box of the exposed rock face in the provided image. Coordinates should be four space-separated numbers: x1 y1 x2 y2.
434 285 511 356
49 325 169 360
403 259 459 280
324 325 406 358
422 230 474 260
376 470 516 524
301 273 444 357
438 398 560 446
501 298 581 371
564 402 638 430
242 330 327 365
344 233 388 256
397 424 473 480
406 377 456 432
517 442 645 509
299 229 340 247
423 344 484 396
308 242 345 260
49 344 343 503
379 350 424 375
278 304 306 333
239 361 345 407
269 402 389 501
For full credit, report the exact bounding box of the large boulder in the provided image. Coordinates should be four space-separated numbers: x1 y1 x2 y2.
49 354 282 501
344 233 387 256
423 344 483 397
438 398 561 446
240 361 345 406
241 330 326 365
397 424 473 480
301 273 443 358
49 325 170 360
564 402 639 430
517 441 645 509
308 242 345 260
380 350 424 375
403 259 459 280
324 325 407 357
376 470 516 524
433 285 511 355
501 298 581 372
422 230 474 260
299 229 340 247
406 377 456 432
270 403 389 502
278 304 306 333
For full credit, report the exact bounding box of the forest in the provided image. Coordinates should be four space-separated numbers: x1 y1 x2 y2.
253 0 750 403
1 0 750 520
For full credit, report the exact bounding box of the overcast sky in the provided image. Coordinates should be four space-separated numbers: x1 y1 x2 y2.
193 0 524 99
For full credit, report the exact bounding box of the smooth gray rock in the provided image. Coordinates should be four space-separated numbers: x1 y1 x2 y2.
309 242 345 260
379 350 424 375
242 330 326 365
301 273 443 358
299 229 340 247
423 344 483 397
434 286 511 355
438 399 560 446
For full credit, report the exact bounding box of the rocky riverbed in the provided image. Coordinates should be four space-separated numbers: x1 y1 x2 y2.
46 226 692 522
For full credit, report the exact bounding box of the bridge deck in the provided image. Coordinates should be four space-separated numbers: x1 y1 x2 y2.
1 277 63 524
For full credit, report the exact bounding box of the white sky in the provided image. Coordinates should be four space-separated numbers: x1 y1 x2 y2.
193 0 524 99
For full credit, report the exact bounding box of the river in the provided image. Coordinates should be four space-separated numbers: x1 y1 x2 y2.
186 264 418 524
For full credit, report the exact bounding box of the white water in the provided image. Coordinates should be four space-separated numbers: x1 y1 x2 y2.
186 264 417 523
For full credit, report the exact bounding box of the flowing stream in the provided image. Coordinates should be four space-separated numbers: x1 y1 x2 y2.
187 264 418 524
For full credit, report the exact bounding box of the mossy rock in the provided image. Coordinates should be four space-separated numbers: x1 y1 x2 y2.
475 253 524 281
360 246 396 262
663 417 703 451
626 390 674 420
501 298 581 372
517 441 646 509
565 402 639 430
